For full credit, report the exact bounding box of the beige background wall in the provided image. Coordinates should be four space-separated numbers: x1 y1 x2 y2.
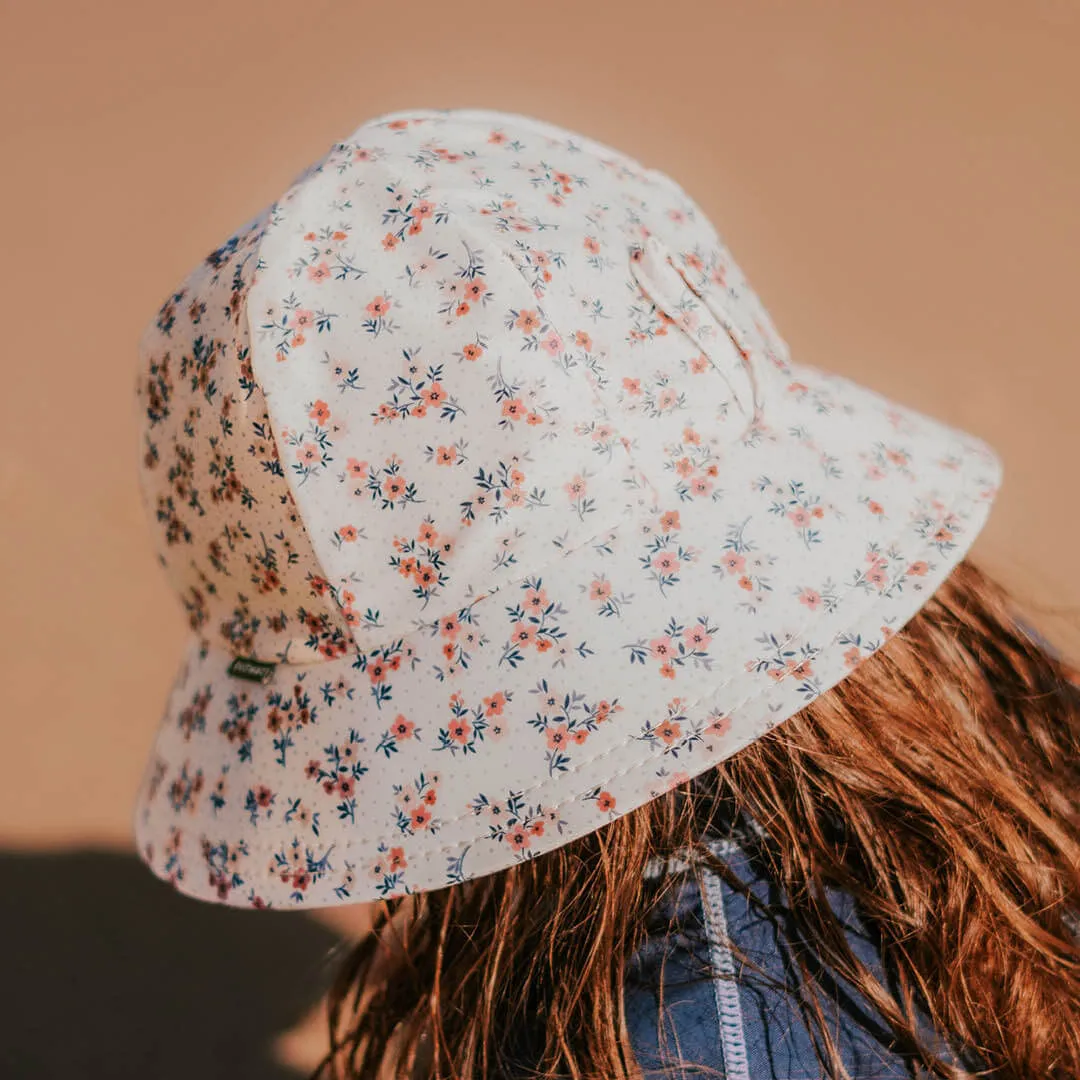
3 0 1079 858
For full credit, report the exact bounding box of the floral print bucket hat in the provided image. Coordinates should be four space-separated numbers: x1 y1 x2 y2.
134 106 1001 908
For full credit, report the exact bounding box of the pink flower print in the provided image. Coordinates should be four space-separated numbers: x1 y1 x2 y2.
907 560 929 576
589 577 612 601
523 587 549 615
565 475 587 499
383 475 407 501
382 232 399 251
462 342 484 361
540 330 563 356
650 636 676 661
683 427 701 445
387 846 407 871
367 295 392 318
309 399 331 425
338 524 358 542
421 382 447 406
390 715 415 740
575 329 593 351
706 713 731 738
719 552 745 576
652 551 680 575
417 520 439 545
865 564 889 590
595 700 617 723
483 691 507 716
690 475 713 498
676 309 700 333
867 500 884 515
629 616 717 680
622 377 642 396
510 623 536 649
656 387 679 411
411 199 435 222
502 398 527 422
515 309 541 334
583 236 601 254
788 658 814 679
307 261 331 283
447 717 472 744
412 563 438 590
674 457 694 478
788 507 811 528
435 445 457 465
546 724 570 751
506 824 531 852
798 587 822 610
660 510 682 532
462 279 488 303
655 718 682 745
297 442 322 466
346 457 368 480
844 646 861 669
411 806 432 830
595 791 617 813
289 309 315 331
689 354 710 373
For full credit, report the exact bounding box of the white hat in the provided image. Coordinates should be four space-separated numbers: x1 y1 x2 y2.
134 107 1000 907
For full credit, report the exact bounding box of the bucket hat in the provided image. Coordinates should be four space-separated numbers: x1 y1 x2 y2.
134 107 1001 908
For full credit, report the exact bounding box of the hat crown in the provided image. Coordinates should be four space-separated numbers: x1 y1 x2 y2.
138 109 788 664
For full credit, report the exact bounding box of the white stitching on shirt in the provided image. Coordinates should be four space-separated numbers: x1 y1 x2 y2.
699 852 752 1080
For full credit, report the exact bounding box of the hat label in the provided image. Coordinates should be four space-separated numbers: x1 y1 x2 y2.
226 656 277 685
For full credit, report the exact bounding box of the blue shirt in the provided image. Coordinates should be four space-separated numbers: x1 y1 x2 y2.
625 836 961 1079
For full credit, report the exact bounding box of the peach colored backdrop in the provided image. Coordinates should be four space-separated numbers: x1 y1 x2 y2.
3 1 1078 863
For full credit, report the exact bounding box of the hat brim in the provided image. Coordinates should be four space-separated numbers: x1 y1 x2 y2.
134 360 1000 908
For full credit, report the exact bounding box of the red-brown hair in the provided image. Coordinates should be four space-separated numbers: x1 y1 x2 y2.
317 562 1080 1079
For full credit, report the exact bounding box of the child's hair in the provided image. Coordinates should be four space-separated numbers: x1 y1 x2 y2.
316 561 1080 1079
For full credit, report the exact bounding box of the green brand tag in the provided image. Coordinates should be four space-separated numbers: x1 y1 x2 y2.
227 656 277 685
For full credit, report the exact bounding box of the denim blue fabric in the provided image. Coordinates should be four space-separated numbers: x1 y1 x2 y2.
626 838 958 1078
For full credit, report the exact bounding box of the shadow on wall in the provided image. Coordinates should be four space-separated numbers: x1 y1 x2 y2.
0 849 342 1079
